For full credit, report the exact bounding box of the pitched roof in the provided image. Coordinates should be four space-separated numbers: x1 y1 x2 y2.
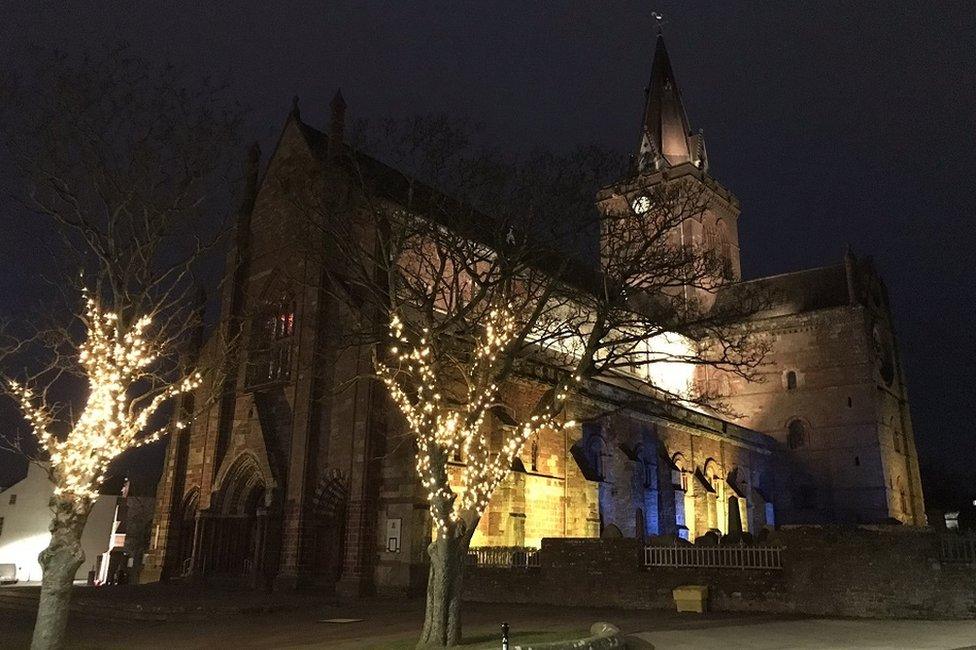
639 35 694 169
715 264 852 319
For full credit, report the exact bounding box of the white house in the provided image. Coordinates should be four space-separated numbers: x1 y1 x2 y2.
0 463 117 583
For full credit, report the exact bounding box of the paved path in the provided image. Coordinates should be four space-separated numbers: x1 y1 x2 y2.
634 618 976 649
3 584 976 648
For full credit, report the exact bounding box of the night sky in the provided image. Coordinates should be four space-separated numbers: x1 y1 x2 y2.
1 2 974 504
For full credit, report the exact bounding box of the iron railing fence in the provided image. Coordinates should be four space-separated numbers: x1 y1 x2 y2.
940 535 976 563
468 546 540 569
644 543 783 570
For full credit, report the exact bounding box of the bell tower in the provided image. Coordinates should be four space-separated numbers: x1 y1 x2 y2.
601 32 742 283
637 34 707 173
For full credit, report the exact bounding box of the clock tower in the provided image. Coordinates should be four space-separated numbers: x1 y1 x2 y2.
600 33 742 286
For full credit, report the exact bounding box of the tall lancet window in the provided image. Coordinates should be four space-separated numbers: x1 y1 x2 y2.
247 295 297 387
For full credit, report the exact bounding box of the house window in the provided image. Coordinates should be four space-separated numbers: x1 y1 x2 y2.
787 419 806 450
786 371 798 391
247 296 296 387
8 494 16 505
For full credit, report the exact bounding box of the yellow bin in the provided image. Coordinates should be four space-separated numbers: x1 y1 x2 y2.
672 585 708 613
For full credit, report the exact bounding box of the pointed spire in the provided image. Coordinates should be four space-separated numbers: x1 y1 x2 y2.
637 34 698 172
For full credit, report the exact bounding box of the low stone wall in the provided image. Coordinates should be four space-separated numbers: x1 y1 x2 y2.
463 528 976 619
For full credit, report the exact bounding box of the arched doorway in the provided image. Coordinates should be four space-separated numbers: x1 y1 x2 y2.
307 469 348 584
176 490 199 576
211 454 268 577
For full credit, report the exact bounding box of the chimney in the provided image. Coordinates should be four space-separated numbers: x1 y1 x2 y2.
328 89 346 159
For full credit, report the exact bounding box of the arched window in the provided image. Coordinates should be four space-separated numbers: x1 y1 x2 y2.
586 434 607 481
247 294 297 387
703 459 724 532
704 221 717 250
670 452 691 537
787 419 807 450
671 453 689 492
786 370 798 391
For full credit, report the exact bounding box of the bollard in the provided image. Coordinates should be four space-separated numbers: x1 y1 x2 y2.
501 622 510 650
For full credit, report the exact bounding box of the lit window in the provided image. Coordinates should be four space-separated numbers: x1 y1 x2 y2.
787 419 806 450
247 296 297 387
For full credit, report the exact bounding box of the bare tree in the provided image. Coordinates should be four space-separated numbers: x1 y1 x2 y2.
0 46 242 650
284 117 769 647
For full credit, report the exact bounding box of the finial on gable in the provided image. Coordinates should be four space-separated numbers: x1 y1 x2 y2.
291 95 301 119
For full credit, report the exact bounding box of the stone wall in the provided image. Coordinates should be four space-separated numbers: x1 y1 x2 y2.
463 528 976 619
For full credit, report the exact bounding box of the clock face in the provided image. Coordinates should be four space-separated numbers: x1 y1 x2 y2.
632 195 651 215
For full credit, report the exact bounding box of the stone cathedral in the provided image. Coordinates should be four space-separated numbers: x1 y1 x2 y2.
143 35 924 594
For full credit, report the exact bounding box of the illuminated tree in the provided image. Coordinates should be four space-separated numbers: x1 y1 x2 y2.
288 117 770 647
0 46 241 650
6 297 201 648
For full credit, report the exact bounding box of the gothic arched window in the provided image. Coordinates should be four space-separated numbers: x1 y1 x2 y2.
587 435 606 480
787 419 807 450
247 295 297 387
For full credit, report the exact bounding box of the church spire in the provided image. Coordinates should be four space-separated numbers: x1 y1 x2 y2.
637 33 706 172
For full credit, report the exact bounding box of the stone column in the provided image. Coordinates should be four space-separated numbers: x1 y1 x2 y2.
336 349 384 597
192 510 214 576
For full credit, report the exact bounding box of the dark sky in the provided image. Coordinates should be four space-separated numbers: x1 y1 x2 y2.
1 2 974 501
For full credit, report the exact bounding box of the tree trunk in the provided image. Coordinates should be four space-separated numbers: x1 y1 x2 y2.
31 499 88 650
417 533 472 648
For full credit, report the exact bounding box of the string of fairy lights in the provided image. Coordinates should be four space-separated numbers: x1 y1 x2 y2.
9 295 200 506
376 307 578 539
